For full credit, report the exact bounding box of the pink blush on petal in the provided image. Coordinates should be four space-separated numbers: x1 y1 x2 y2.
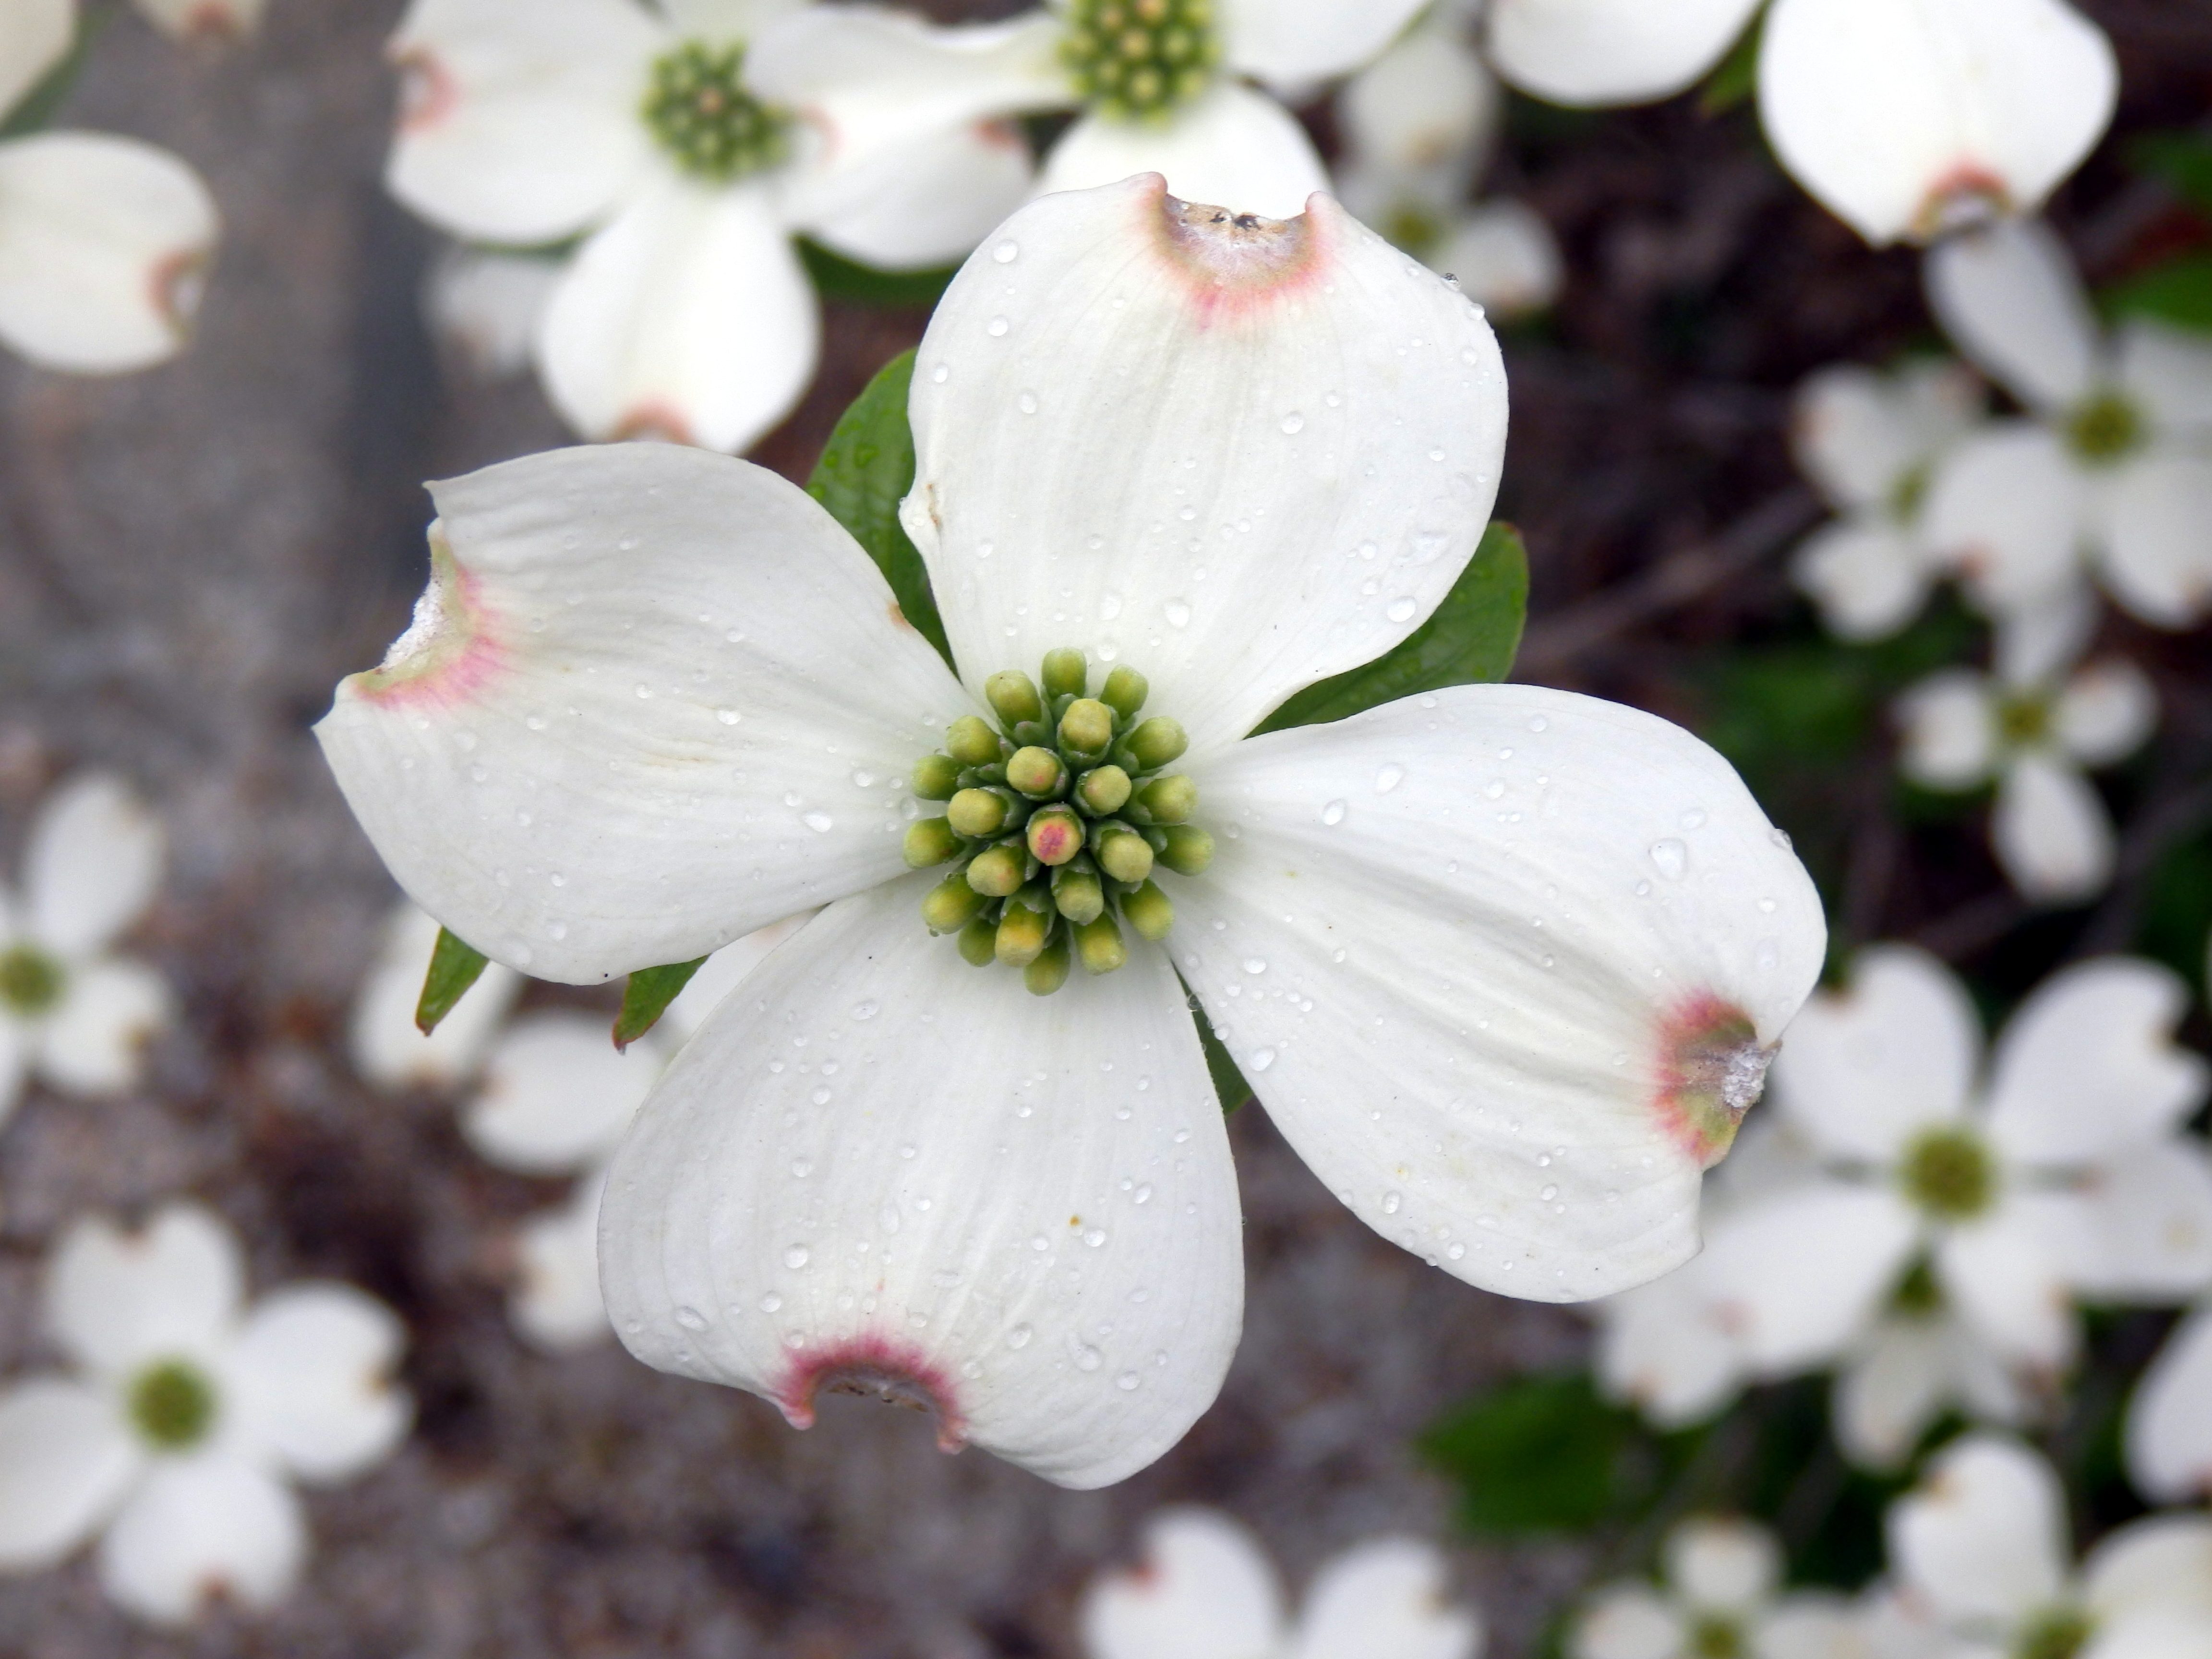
775 1331 969 1455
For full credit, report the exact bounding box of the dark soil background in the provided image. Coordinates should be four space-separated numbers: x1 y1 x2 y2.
0 2 2207 1655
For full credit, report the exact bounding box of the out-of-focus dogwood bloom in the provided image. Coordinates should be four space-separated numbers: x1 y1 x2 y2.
1884 1435 2212 1659
1482 0 2115 247
383 0 1046 453
1081 1507 1480 1659
349 901 523 1093
0 773 171 1128
1924 218 2212 628
0 0 221 373
1571 1517 1864 1659
1894 596 2155 904
0 1202 409 1625
2130 1299 2212 1507
1790 359 1984 641
421 246 563 381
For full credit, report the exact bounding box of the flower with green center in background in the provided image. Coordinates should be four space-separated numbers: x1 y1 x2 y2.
1570 1516 1859 1659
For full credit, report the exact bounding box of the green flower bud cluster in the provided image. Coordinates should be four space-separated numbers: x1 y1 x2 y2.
641 41 791 183
905 649 1214 995
1060 0 1221 122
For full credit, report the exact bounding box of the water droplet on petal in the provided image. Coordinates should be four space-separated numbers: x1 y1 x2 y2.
783 1245 811 1269
1249 1047 1277 1072
993 239 1019 263
1321 799 1347 826
1649 839 1688 880
1382 1190 1403 1214
1006 1323 1034 1349
802 810 834 833
1375 762 1405 793
1163 599 1191 628
986 315 1010 337
1385 597 1418 623
675 1306 708 1331
759 1292 782 1312
1074 1345 1103 1372
1280 412 1305 434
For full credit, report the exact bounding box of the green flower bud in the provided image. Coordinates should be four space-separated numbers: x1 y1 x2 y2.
911 753 961 800
1023 933 1072 996
1058 697 1115 756
1156 823 1214 876
1096 822 1155 884
1126 716 1188 770
1041 647 1088 700
1135 774 1197 823
947 787 1010 839
1121 879 1174 941
995 901 1053 966
965 842 1028 897
1100 664 1148 719
1027 807 1085 866
920 874 988 933
902 817 962 868
1076 765 1132 816
946 716 1002 767
957 915 999 966
1074 913 1127 975
1005 746 1066 797
1052 864 1105 925
986 670 1044 728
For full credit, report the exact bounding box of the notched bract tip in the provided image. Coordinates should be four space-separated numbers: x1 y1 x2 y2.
777 1334 969 1455
1654 993 1776 1170
1142 179 1328 315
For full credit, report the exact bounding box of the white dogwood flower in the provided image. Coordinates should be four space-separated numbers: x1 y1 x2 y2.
1923 217 2212 627
0 0 221 373
383 0 1047 454
2129 1298 2212 1506
1790 359 1984 641
1698 947 2212 1398
315 176 1824 1489
1482 0 2115 247
1893 598 2155 904
1571 1517 1862 1659
0 772 172 1127
1886 1434 2212 1659
0 1202 409 1625
1332 4 1559 318
1082 1507 1480 1659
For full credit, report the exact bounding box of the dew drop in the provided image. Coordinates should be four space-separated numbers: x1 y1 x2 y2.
783 1245 811 1269
1385 597 1419 623
1649 839 1688 879
1249 1047 1277 1073
1280 412 1305 434
802 810 834 833
1680 808 1707 830
759 1292 782 1312
1006 1324 1034 1350
992 239 1019 263
1376 762 1405 793
1164 599 1192 628
1116 1371 1141 1391
714 707 741 725
1321 799 1347 826
1018 390 1039 415
1539 1184 1559 1201
1769 826 1793 850
675 1306 708 1331
1074 1345 1103 1372
930 362 949 384
986 315 1010 337
1382 1190 1403 1214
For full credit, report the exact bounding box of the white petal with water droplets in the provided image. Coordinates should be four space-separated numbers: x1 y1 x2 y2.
1888 1434 2070 1625
48 1202 242 1382
1038 84 1329 221
1486 0 1762 106
1082 1507 1286 1659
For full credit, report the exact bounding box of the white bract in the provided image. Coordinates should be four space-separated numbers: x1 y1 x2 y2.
1332 3 1559 319
0 1202 410 1625
1697 947 2212 1442
1886 1434 2212 1659
1482 0 2116 247
2130 1298 2212 1507
349 900 523 1092
1789 359 1984 642
1571 1516 1862 1659
383 0 1047 454
1081 1506 1480 1659
1923 217 2212 628
421 245 564 382
1893 598 2154 905
0 0 221 373
315 176 1824 1489
0 772 172 1128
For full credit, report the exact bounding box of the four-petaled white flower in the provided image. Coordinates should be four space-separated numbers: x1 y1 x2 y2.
1923 216 2212 628
1570 1516 1862 1659
1081 1506 1481 1659
1789 358 1984 643
1480 0 2116 247
0 1202 410 1625
383 0 1047 454
1697 947 2212 1436
1885 1434 2212 1659
314 175 1823 1489
0 0 222 373
1332 1 1560 319
0 772 173 1127
1893 598 2155 905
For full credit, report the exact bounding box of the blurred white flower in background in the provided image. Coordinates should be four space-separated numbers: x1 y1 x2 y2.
129 0 267 38
1893 598 2155 904
1570 1516 1862 1659
1332 2 1560 318
314 177 1824 1489
1483 0 2116 247
383 0 1047 453
2130 1299 2212 1508
349 901 522 1094
0 0 221 373
1789 359 1985 642
0 772 172 1127
1692 947 2212 1454
1923 217 2212 628
1081 1506 1480 1659
0 1202 409 1625
420 245 563 382
1883 1434 2212 1658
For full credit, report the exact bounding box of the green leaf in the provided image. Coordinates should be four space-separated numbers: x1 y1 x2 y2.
2104 253 2212 334
1254 521 1528 735
797 239 959 310
416 927 492 1035
1418 1371 1642 1535
1192 1001 1252 1114
613 957 707 1050
1695 8 1766 116
807 349 954 668
2128 130 2212 217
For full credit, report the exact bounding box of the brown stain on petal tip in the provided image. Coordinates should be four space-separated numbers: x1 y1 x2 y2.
1144 179 1329 325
